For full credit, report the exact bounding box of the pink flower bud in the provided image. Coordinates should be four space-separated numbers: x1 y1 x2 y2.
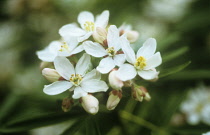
106 90 122 110
109 69 124 90
81 94 99 115
42 68 62 82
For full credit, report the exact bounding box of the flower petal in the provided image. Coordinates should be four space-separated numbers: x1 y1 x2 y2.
107 25 121 51
36 48 56 62
137 38 156 58
83 69 101 81
113 54 126 67
97 57 115 74
78 32 92 42
59 23 85 37
137 69 159 80
43 81 72 95
81 79 108 93
95 10 109 28
75 53 91 76
63 36 79 51
144 52 162 70
83 41 107 57
116 64 137 81
78 11 94 29
49 41 62 54
120 35 136 64
187 113 200 125
72 86 88 99
54 56 75 80
70 45 84 55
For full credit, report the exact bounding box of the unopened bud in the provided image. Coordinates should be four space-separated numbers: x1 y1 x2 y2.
93 27 107 44
42 68 62 82
106 90 122 110
119 24 139 43
62 97 74 112
40 61 53 71
81 94 99 115
123 80 132 87
132 86 151 102
125 31 139 43
109 69 124 90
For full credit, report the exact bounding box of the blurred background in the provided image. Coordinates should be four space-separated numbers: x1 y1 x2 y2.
0 0 210 135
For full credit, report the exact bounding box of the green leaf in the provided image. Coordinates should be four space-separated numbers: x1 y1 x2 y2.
0 93 21 124
171 125 210 135
0 110 86 133
159 61 191 78
162 46 189 63
158 33 180 51
165 70 210 80
60 117 86 135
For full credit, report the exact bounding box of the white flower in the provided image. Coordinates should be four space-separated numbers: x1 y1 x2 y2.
36 36 83 62
43 53 108 99
116 36 162 81
83 25 126 74
203 131 210 135
180 84 210 125
59 10 109 42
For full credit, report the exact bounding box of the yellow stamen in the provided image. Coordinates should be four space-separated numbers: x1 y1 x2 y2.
59 42 70 52
69 74 83 86
106 47 116 57
84 21 95 32
134 56 147 70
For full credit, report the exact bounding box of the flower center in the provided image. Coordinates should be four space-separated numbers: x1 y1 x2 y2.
69 74 83 86
84 21 95 32
59 42 69 52
106 47 116 57
134 56 147 70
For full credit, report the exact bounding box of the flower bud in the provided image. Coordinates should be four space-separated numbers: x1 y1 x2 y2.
81 94 99 115
62 97 74 112
108 69 124 90
106 90 122 110
132 86 151 102
40 61 53 71
123 80 132 87
42 68 62 82
93 27 107 44
125 30 139 43
119 24 139 43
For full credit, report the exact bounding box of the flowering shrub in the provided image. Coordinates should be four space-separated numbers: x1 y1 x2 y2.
36 10 162 114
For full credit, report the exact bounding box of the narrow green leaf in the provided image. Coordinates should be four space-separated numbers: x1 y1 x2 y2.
0 93 21 124
159 61 191 78
0 110 86 133
165 70 210 80
61 117 86 135
162 46 189 63
158 33 180 51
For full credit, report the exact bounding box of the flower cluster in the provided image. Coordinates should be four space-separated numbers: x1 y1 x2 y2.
180 84 210 125
36 10 162 114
